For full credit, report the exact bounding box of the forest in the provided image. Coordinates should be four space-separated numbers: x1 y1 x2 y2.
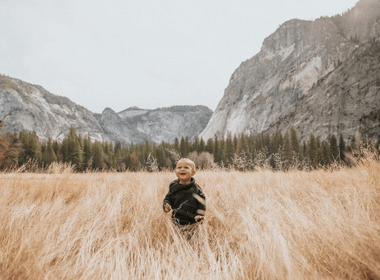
0 123 379 172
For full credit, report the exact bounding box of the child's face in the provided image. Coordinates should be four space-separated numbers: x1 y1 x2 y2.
175 161 195 184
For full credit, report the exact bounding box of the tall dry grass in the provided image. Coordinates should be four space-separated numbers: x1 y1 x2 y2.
0 159 379 279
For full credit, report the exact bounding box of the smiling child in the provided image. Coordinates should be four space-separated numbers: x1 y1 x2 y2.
163 158 206 226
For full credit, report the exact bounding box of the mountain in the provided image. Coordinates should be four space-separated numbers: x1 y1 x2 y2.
96 105 212 145
0 75 212 145
200 0 380 142
0 75 106 142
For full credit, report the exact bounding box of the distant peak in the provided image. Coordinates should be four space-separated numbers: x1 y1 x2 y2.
102 107 116 114
127 106 141 110
118 106 148 113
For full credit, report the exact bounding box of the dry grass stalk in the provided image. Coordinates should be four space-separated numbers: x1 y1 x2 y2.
0 158 379 279
146 153 160 172
165 148 181 164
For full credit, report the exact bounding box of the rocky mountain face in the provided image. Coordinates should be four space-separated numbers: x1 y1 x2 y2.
200 0 380 142
0 76 106 142
96 105 212 145
0 76 212 145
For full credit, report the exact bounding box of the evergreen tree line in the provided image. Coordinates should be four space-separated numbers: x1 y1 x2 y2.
0 125 379 172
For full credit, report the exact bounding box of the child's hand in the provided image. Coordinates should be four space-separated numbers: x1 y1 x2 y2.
194 215 204 222
163 204 172 213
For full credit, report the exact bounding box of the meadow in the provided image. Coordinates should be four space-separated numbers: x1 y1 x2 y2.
0 159 379 280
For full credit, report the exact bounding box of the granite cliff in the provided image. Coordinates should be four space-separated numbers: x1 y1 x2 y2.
0 76 212 145
0 76 106 142
96 105 212 145
200 0 380 142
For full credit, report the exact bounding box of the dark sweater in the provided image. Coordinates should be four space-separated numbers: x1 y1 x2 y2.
163 178 206 225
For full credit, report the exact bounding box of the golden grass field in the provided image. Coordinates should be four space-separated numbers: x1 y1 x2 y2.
1 159 380 280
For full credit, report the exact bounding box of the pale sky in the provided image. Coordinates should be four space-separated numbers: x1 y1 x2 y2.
1 0 358 113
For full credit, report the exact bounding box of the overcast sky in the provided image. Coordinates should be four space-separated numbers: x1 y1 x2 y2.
1 0 358 113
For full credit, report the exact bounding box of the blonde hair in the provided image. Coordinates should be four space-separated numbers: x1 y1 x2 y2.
176 158 196 172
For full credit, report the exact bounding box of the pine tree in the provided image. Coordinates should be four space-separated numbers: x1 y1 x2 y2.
242 134 249 154
254 135 263 152
106 142 116 169
61 139 68 162
52 140 61 161
35 144 43 166
180 137 189 158
193 136 199 153
42 138 57 166
205 138 214 154
339 134 346 162
18 131 40 165
103 141 109 154
263 134 271 151
29 132 39 158
321 141 331 166
308 134 318 167
330 134 339 162
40 142 46 156
290 126 300 156
66 127 83 170
316 137 322 165
106 147 116 169
302 141 307 159
114 141 124 170
224 132 234 163
114 141 122 155
77 135 83 150
124 153 132 170
174 138 180 153
17 131 29 165
283 132 292 166
199 138 206 153
234 134 244 155
92 141 103 170
83 134 92 170
269 131 282 155
155 145 166 169
233 134 239 153
213 135 221 163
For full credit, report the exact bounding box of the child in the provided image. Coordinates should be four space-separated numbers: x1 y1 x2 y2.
163 158 206 226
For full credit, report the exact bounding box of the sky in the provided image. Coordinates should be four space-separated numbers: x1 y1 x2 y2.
1 0 359 113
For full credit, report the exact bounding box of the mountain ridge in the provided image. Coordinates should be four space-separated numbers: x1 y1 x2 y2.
199 0 380 142
0 75 212 145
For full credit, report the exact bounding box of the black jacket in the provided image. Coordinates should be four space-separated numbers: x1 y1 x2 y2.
163 178 206 225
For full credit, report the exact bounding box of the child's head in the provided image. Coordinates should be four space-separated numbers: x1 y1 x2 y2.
175 158 196 184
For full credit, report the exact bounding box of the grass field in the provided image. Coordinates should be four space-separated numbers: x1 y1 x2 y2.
0 159 379 279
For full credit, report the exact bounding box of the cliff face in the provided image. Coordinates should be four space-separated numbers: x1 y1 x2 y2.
266 40 380 142
0 76 106 142
130 106 212 143
97 105 212 145
200 0 380 142
0 76 212 145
